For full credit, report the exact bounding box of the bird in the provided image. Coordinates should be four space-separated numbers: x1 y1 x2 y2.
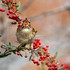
16 18 37 50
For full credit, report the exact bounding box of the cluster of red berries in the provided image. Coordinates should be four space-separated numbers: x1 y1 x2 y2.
0 0 22 27
9 14 18 20
31 53 59 70
31 58 40 66
61 63 70 70
15 48 70 70
33 38 41 49
32 39 66 70
46 61 58 70
38 46 49 61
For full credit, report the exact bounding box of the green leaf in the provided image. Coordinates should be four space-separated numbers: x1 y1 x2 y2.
16 2 21 11
20 54 23 57
5 42 13 49
34 52 38 57
29 54 33 61
0 52 11 58
54 52 58 58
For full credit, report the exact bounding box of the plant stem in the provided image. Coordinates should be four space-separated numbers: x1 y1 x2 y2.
41 63 45 70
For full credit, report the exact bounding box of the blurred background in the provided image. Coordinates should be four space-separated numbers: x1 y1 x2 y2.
0 0 70 70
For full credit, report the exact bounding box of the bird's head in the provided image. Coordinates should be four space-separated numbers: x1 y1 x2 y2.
23 18 31 27
17 18 31 31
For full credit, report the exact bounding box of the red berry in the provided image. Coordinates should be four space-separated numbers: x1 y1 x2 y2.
11 22 17 24
9 15 18 20
33 38 41 49
8 10 15 14
2 0 6 3
43 47 47 51
46 54 50 57
40 56 44 60
37 62 40 66
16 51 20 55
39 42 41 44
31 58 35 61
52 63 57 67
39 58 42 61
25 56 27 58
0 8 5 12
38 51 42 56
46 45 48 48
18 22 21 24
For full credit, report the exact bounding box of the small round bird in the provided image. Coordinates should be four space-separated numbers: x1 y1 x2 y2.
16 18 37 50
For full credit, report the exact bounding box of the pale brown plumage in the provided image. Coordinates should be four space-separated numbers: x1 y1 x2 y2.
16 18 37 49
